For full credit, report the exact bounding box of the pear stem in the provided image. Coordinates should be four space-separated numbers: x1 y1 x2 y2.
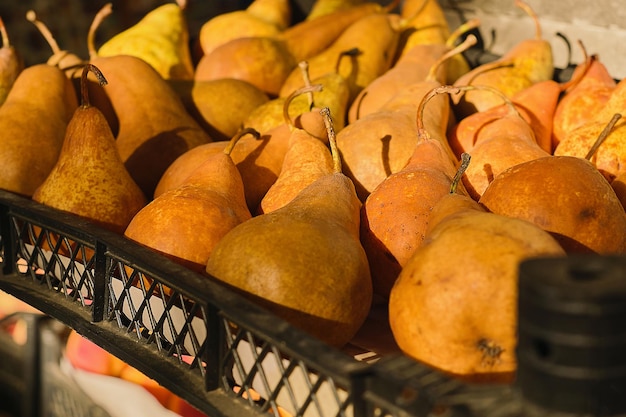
223 127 260 156
416 85 457 140
26 10 61 54
451 152 471 194
0 17 9 48
560 40 592 93
87 3 113 59
426 34 477 82
515 0 542 40
585 113 622 161
445 18 481 48
297 61 314 109
320 107 342 174
80 64 107 108
283 84 324 129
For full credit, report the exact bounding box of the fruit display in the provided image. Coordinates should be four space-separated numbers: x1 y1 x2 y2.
1 0 626 415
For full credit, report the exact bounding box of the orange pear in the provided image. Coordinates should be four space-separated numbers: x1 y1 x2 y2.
0 16 23 105
360 87 465 297
124 129 255 274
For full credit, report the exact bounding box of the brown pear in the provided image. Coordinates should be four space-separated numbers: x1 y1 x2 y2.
479 154 626 254
360 88 465 298
32 65 147 234
389 154 565 382
124 129 255 274
0 64 77 196
0 16 23 105
206 108 372 348
258 88 335 214
452 0 553 118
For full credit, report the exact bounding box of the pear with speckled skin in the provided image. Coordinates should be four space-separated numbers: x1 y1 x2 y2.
32 65 146 234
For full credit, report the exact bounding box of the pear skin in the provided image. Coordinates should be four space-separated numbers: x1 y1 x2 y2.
96 1 195 80
0 64 77 196
124 130 254 274
206 108 372 348
0 16 23 105
32 65 146 235
305 0 368 21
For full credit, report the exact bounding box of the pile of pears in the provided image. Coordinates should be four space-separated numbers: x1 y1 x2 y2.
2 0 626 383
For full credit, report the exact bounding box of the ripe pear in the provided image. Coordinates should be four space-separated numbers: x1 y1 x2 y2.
389 155 565 382
32 65 147 235
280 11 401 102
26 9 85 78
96 0 195 80
206 108 372 348
0 64 77 196
552 54 617 148
479 154 626 254
168 78 269 141
87 53 213 199
196 0 290 57
0 16 23 105
195 36 297 97
258 94 335 214
124 129 255 274
554 111 626 182
452 0 553 118
396 0 451 54
360 102 464 298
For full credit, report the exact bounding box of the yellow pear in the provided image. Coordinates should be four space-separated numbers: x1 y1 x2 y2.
0 16 23 105
96 0 195 80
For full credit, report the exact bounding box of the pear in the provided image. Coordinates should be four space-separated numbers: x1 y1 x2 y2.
396 0 451 55
389 154 565 382
0 63 77 196
258 87 335 214
206 108 372 348
168 78 270 141
0 16 23 105
360 90 465 298
96 0 194 80
196 0 291 57
479 153 626 255
26 9 85 77
279 10 401 102
554 110 626 182
195 36 297 97
452 0 553 119
552 53 617 148
32 64 147 235
124 129 255 274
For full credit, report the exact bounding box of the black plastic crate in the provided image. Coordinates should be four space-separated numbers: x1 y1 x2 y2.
0 189 464 417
